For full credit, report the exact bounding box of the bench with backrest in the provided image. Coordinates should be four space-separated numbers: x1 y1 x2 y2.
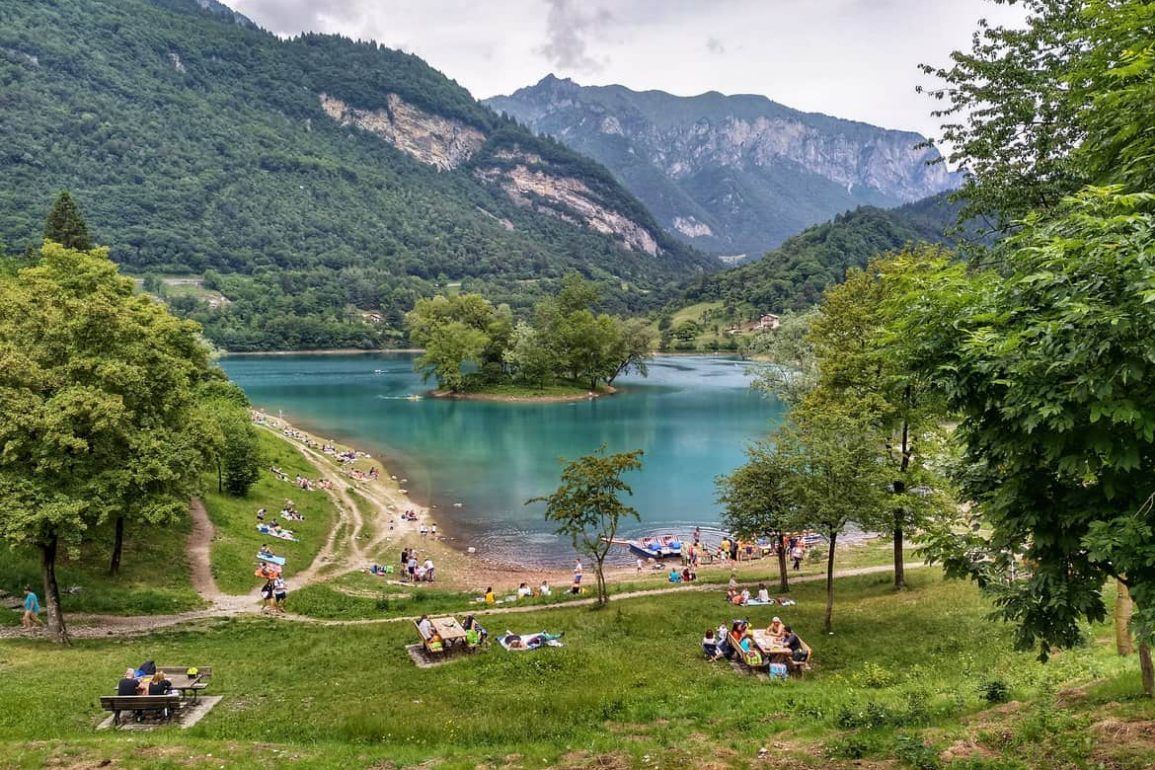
413 620 445 656
99 694 184 726
158 666 212 697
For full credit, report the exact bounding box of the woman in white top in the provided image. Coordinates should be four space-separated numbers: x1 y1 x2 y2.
756 583 771 603
539 580 551 596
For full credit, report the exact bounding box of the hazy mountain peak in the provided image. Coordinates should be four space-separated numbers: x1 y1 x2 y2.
486 80 961 256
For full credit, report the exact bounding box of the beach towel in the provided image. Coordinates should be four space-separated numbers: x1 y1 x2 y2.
744 598 775 606
256 524 299 542
257 553 287 566
497 632 563 652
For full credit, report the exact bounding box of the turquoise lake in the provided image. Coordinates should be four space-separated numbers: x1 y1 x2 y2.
221 353 786 566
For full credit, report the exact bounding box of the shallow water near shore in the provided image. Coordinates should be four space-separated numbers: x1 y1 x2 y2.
222 353 786 566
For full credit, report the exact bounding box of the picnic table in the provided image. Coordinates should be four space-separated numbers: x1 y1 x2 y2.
158 666 212 699
750 630 792 662
429 616 466 646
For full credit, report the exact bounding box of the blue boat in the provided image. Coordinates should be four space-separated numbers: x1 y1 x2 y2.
627 535 683 559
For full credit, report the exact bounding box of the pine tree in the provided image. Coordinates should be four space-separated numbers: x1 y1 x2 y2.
43 191 93 251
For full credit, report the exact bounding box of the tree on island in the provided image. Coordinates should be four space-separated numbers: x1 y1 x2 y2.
0 244 216 641
43 191 94 251
405 274 653 394
717 442 796 593
530 446 644 606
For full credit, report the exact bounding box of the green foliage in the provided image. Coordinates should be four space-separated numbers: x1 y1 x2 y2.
716 443 794 543
406 277 653 393
0 0 713 351
899 187 1155 657
219 413 262 497
921 0 1155 227
530 446 644 605
681 193 962 315
0 243 215 639
42 191 92 251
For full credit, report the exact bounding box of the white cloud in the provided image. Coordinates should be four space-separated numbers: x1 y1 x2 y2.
227 0 1028 139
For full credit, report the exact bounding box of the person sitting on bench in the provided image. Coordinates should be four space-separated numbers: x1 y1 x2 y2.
117 668 140 696
782 626 808 662
463 614 488 643
147 671 174 695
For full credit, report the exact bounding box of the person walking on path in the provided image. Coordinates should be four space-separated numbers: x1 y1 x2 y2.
21 587 43 630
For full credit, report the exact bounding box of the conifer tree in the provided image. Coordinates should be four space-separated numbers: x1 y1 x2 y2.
43 191 93 251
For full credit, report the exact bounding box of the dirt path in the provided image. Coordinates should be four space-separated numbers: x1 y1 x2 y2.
187 499 221 601
0 563 925 640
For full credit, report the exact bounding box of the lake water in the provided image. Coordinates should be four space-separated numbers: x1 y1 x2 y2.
221 353 786 566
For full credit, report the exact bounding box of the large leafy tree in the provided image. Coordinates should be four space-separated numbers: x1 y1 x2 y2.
901 187 1155 692
777 400 888 633
530 447 644 606
920 0 1155 229
0 244 214 642
717 443 797 592
808 250 955 589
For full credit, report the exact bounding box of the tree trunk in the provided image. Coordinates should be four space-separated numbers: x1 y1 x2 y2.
893 522 905 590
775 533 789 593
1115 579 1134 656
824 531 837 634
217 459 223 494
594 558 608 605
109 515 125 576
1140 643 1153 697
40 534 71 645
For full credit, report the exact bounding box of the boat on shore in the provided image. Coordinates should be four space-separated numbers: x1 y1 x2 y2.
625 535 683 559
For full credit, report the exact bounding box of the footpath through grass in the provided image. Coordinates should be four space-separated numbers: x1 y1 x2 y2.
202 430 341 595
1 573 1151 769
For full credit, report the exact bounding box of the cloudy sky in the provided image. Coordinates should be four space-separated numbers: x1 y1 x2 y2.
228 0 1026 139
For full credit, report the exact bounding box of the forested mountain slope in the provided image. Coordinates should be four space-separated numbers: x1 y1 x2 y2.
0 0 715 350
486 75 960 257
679 193 963 312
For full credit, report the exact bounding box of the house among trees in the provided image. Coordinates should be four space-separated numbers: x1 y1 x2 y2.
727 313 781 335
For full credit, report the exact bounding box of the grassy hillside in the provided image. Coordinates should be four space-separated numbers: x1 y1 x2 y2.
1 574 1150 769
0 0 714 351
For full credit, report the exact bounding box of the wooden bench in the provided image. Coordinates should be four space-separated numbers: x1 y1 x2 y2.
786 639 813 675
158 666 213 698
99 694 184 726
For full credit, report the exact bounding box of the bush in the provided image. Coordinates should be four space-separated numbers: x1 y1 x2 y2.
978 678 1011 704
893 735 940 770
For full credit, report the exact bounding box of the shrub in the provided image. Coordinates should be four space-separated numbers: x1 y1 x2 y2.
893 735 940 770
978 678 1011 704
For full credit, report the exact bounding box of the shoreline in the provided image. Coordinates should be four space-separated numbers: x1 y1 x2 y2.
221 348 423 357
429 384 618 403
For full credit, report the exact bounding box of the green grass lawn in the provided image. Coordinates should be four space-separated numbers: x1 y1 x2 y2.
1 573 1149 769
0 521 204 617
202 430 340 595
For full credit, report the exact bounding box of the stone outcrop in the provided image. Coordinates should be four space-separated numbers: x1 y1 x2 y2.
320 93 486 171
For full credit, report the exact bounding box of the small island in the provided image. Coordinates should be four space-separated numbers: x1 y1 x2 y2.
407 275 653 401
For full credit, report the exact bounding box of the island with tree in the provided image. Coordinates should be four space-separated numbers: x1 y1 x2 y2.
405 274 655 401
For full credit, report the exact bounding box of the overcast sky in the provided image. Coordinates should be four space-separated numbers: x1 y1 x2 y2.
228 0 1026 139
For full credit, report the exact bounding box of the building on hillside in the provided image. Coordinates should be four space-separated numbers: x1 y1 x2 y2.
726 313 781 335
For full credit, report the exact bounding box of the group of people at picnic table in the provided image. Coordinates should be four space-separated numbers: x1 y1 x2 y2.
416 613 487 652
703 617 809 670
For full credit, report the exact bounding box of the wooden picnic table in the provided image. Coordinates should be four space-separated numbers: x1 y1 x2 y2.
750 630 791 661
429 616 466 645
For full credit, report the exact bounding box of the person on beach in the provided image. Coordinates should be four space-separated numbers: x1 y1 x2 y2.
791 543 805 571
431 523 437 537
517 582 533 599
423 558 435 582
484 587 495 605
407 554 418 581
21 587 43 629
539 580 551 596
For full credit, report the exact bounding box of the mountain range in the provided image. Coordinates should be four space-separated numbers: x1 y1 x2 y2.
485 76 960 258
0 0 713 350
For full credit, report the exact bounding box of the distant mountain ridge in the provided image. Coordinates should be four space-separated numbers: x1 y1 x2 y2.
0 0 715 351
485 76 961 257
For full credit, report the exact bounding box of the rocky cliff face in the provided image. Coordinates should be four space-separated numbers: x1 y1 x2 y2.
486 76 961 256
320 92 668 256
320 94 486 171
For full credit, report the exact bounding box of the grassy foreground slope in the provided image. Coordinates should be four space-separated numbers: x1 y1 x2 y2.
1 573 1151 769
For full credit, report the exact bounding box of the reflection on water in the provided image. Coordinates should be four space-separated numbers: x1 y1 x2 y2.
222 353 787 566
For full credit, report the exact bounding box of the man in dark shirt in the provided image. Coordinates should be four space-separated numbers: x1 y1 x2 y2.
117 669 140 696
782 626 808 662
